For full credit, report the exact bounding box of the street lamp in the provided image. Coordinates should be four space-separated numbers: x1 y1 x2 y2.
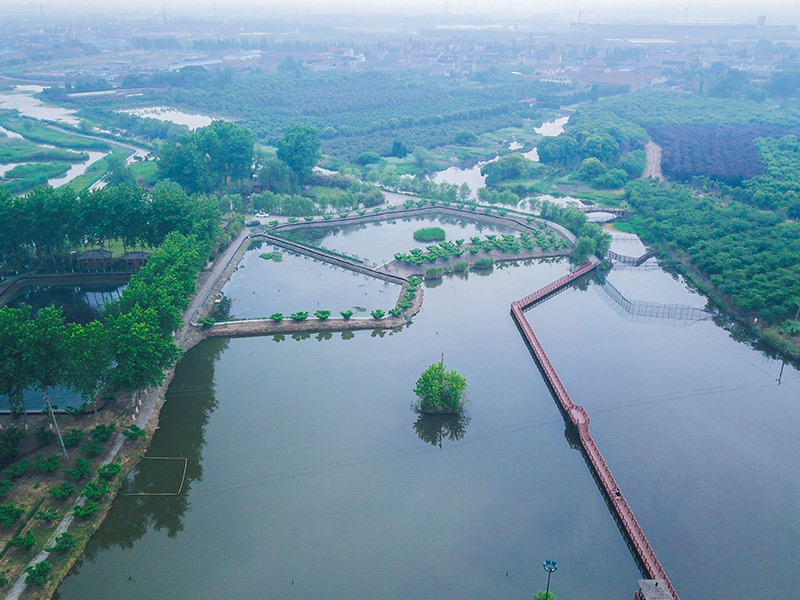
542 559 557 600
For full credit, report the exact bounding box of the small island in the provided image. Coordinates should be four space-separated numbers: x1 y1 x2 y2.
412 358 468 414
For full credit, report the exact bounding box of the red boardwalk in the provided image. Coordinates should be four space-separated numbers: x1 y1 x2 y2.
511 261 680 600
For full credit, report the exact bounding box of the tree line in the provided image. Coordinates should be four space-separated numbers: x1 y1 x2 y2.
0 182 220 277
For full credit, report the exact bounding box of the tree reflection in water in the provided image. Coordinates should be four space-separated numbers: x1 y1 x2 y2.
77 337 228 560
412 411 471 449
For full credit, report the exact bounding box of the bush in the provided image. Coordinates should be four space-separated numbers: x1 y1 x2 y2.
0 503 24 526
91 424 116 443
35 507 59 522
0 426 25 464
388 308 403 317
24 561 51 585
0 479 12 499
82 440 104 457
413 227 446 242
452 261 469 273
199 316 216 328
424 267 444 280
49 482 75 501
98 463 122 481
47 531 76 553
9 530 36 550
2 459 29 479
122 425 145 439
35 426 56 447
34 454 62 473
72 501 100 519
269 312 284 322
472 257 494 271
63 428 84 448
371 309 385 319
340 310 353 320
81 481 110 499
290 311 309 321
314 310 331 320
64 458 92 481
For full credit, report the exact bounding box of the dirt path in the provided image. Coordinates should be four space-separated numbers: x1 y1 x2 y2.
643 141 663 180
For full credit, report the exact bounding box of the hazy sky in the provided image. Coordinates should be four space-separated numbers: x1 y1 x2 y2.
5 0 800 24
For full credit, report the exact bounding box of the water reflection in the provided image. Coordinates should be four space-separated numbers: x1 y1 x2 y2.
412 411 471 449
4 282 126 324
68 338 227 566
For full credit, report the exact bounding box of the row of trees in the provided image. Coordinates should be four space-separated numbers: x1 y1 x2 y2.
0 182 220 277
0 232 210 439
626 180 800 324
538 200 611 262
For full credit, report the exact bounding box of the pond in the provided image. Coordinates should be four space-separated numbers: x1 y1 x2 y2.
117 107 218 130
55 259 644 600
3 280 125 324
287 215 517 266
54 223 800 600
48 150 110 188
220 242 400 319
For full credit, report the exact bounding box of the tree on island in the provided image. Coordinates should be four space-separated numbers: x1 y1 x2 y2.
413 358 467 414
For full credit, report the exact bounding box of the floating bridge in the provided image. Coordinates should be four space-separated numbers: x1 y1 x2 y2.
510 259 680 600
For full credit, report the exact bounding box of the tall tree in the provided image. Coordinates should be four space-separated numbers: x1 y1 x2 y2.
276 123 320 183
66 320 112 420
0 306 35 426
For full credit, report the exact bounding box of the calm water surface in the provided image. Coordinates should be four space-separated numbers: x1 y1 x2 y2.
118 107 217 130
54 222 800 600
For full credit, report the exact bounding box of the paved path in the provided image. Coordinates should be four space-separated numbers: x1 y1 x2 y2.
644 141 664 180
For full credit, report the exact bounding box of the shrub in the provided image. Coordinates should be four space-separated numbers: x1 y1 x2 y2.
35 426 56 447
122 425 145 439
424 267 444 280
413 227 446 242
47 531 76 553
49 482 75 501
371 309 386 319
0 480 12 499
9 530 36 550
269 312 284 322
72 501 100 519
388 308 403 317
81 481 110 499
98 463 122 481
63 428 85 447
304 215 314 221
91 424 116 443
452 261 469 273
24 561 51 585
199 316 216 328
0 503 24 526
0 426 25 464
34 507 59 522
2 459 29 479
340 310 353 320
64 458 92 481
34 454 61 473
397 300 413 309
472 257 494 271
82 440 104 457
314 310 331 320
290 311 309 321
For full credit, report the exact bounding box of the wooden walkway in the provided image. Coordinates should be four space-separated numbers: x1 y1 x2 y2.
510 261 680 600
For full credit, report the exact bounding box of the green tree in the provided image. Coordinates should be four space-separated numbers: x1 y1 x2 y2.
276 123 320 183
413 359 468 414
65 320 112 419
0 306 35 422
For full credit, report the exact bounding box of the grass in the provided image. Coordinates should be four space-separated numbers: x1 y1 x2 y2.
129 161 159 187
1 162 73 194
0 138 87 164
0 113 109 150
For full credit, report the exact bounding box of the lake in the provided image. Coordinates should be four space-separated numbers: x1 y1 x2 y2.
54 220 800 600
117 107 218 130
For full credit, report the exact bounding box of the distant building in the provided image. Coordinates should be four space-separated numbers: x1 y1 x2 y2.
78 249 113 271
121 251 150 270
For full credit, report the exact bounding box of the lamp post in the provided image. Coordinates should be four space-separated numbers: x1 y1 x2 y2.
542 559 557 600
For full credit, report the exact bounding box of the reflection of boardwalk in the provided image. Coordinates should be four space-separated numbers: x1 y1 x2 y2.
510 262 680 600
598 276 714 323
644 142 664 180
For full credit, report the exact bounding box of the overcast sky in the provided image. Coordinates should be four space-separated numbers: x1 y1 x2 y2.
4 0 800 24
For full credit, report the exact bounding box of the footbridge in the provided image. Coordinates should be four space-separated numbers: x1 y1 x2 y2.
510 261 680 600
